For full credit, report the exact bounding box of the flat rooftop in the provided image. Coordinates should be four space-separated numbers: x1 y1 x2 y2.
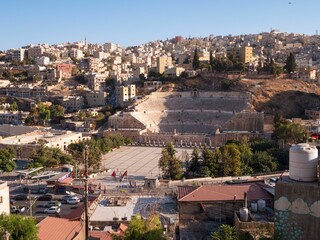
90 195 177 222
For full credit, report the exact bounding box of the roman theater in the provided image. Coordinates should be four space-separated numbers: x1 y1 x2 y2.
108 90 263 146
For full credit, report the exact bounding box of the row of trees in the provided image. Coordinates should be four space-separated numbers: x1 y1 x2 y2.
186 138 279 178
159 137 288 180
192 48 297 75
25 101 65 125
27 134 132 171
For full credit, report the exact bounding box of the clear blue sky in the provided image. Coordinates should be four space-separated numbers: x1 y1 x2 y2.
1 0 319 50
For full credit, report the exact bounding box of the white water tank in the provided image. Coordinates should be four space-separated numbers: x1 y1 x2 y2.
289 143 318 182
251 202 258 212
258 199 266 212
239 207 249 221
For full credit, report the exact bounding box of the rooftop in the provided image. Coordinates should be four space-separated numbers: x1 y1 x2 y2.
90 195 176 222
37 217 83 240
178 183 273 202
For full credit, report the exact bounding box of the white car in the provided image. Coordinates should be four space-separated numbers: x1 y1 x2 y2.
67 197 80 204
44 201 62 208
44 206 60 214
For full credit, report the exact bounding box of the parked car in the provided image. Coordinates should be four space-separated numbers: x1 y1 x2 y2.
67 196 80 204
37 194 53 201
10 206 26 213
61 195 73 203
44 206 60 214
38 188 48 194
44 201 61 208
14 194 29 201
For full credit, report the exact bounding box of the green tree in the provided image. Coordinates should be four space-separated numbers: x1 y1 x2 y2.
188 147 202 177
239 137 253 174
192 48 200 70
211 224 237 240
29 146 72 168
273 121 306 144
49 104 65 124
284 52 297 73
10 101 18 111
201 146 219 177
0 214 38 240
113 214 165 240
0 148 16 172
220 144 242 176
159 142 183 180
250 151 278 173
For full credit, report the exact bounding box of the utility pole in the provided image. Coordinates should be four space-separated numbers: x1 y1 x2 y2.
84 145 89 240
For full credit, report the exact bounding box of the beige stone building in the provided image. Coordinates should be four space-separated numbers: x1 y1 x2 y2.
116 85 136 107
157 55 172 74
0 182 10 215
240 45 253 63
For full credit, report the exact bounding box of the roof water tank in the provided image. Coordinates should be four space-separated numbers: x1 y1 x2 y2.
289 143 318 182
239 207 249 221
258 199 266 212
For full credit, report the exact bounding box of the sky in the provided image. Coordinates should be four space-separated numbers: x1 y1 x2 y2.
1 0 320 50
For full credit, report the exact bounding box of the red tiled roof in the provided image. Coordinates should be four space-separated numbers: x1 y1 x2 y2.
89 231 112 240
37 217 83 240
177 186 197 200
179 183 273 202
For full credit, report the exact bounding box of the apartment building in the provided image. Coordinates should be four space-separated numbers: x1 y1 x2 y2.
165 67 185 77
86 72 107 91
59 96 84 112
157 55 173 74
116 84 136 107
240 45 253 63
56 64 73 79
12 48 26 62
0 182 10 215
0 111 29 125
69 48 84 59
28 46 44 59
103 42 118 52
35 56 50 66
85 91 108 107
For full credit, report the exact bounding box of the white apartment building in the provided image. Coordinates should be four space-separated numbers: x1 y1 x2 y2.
12 48 26 62
69 48 84 59
86 72 107 91
116 84 136 107
0 182 10 215
103 43 118 52
35 56 50 66
93 51 109 60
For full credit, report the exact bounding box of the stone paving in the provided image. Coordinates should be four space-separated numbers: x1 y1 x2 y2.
101 146 193 180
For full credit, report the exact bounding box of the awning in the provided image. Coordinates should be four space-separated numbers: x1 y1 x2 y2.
58 177 74 186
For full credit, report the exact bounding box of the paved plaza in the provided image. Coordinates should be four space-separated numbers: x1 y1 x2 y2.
101 146 193 180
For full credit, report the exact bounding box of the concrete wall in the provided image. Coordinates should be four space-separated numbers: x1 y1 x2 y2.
0 124 41 137
274 180 320 240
